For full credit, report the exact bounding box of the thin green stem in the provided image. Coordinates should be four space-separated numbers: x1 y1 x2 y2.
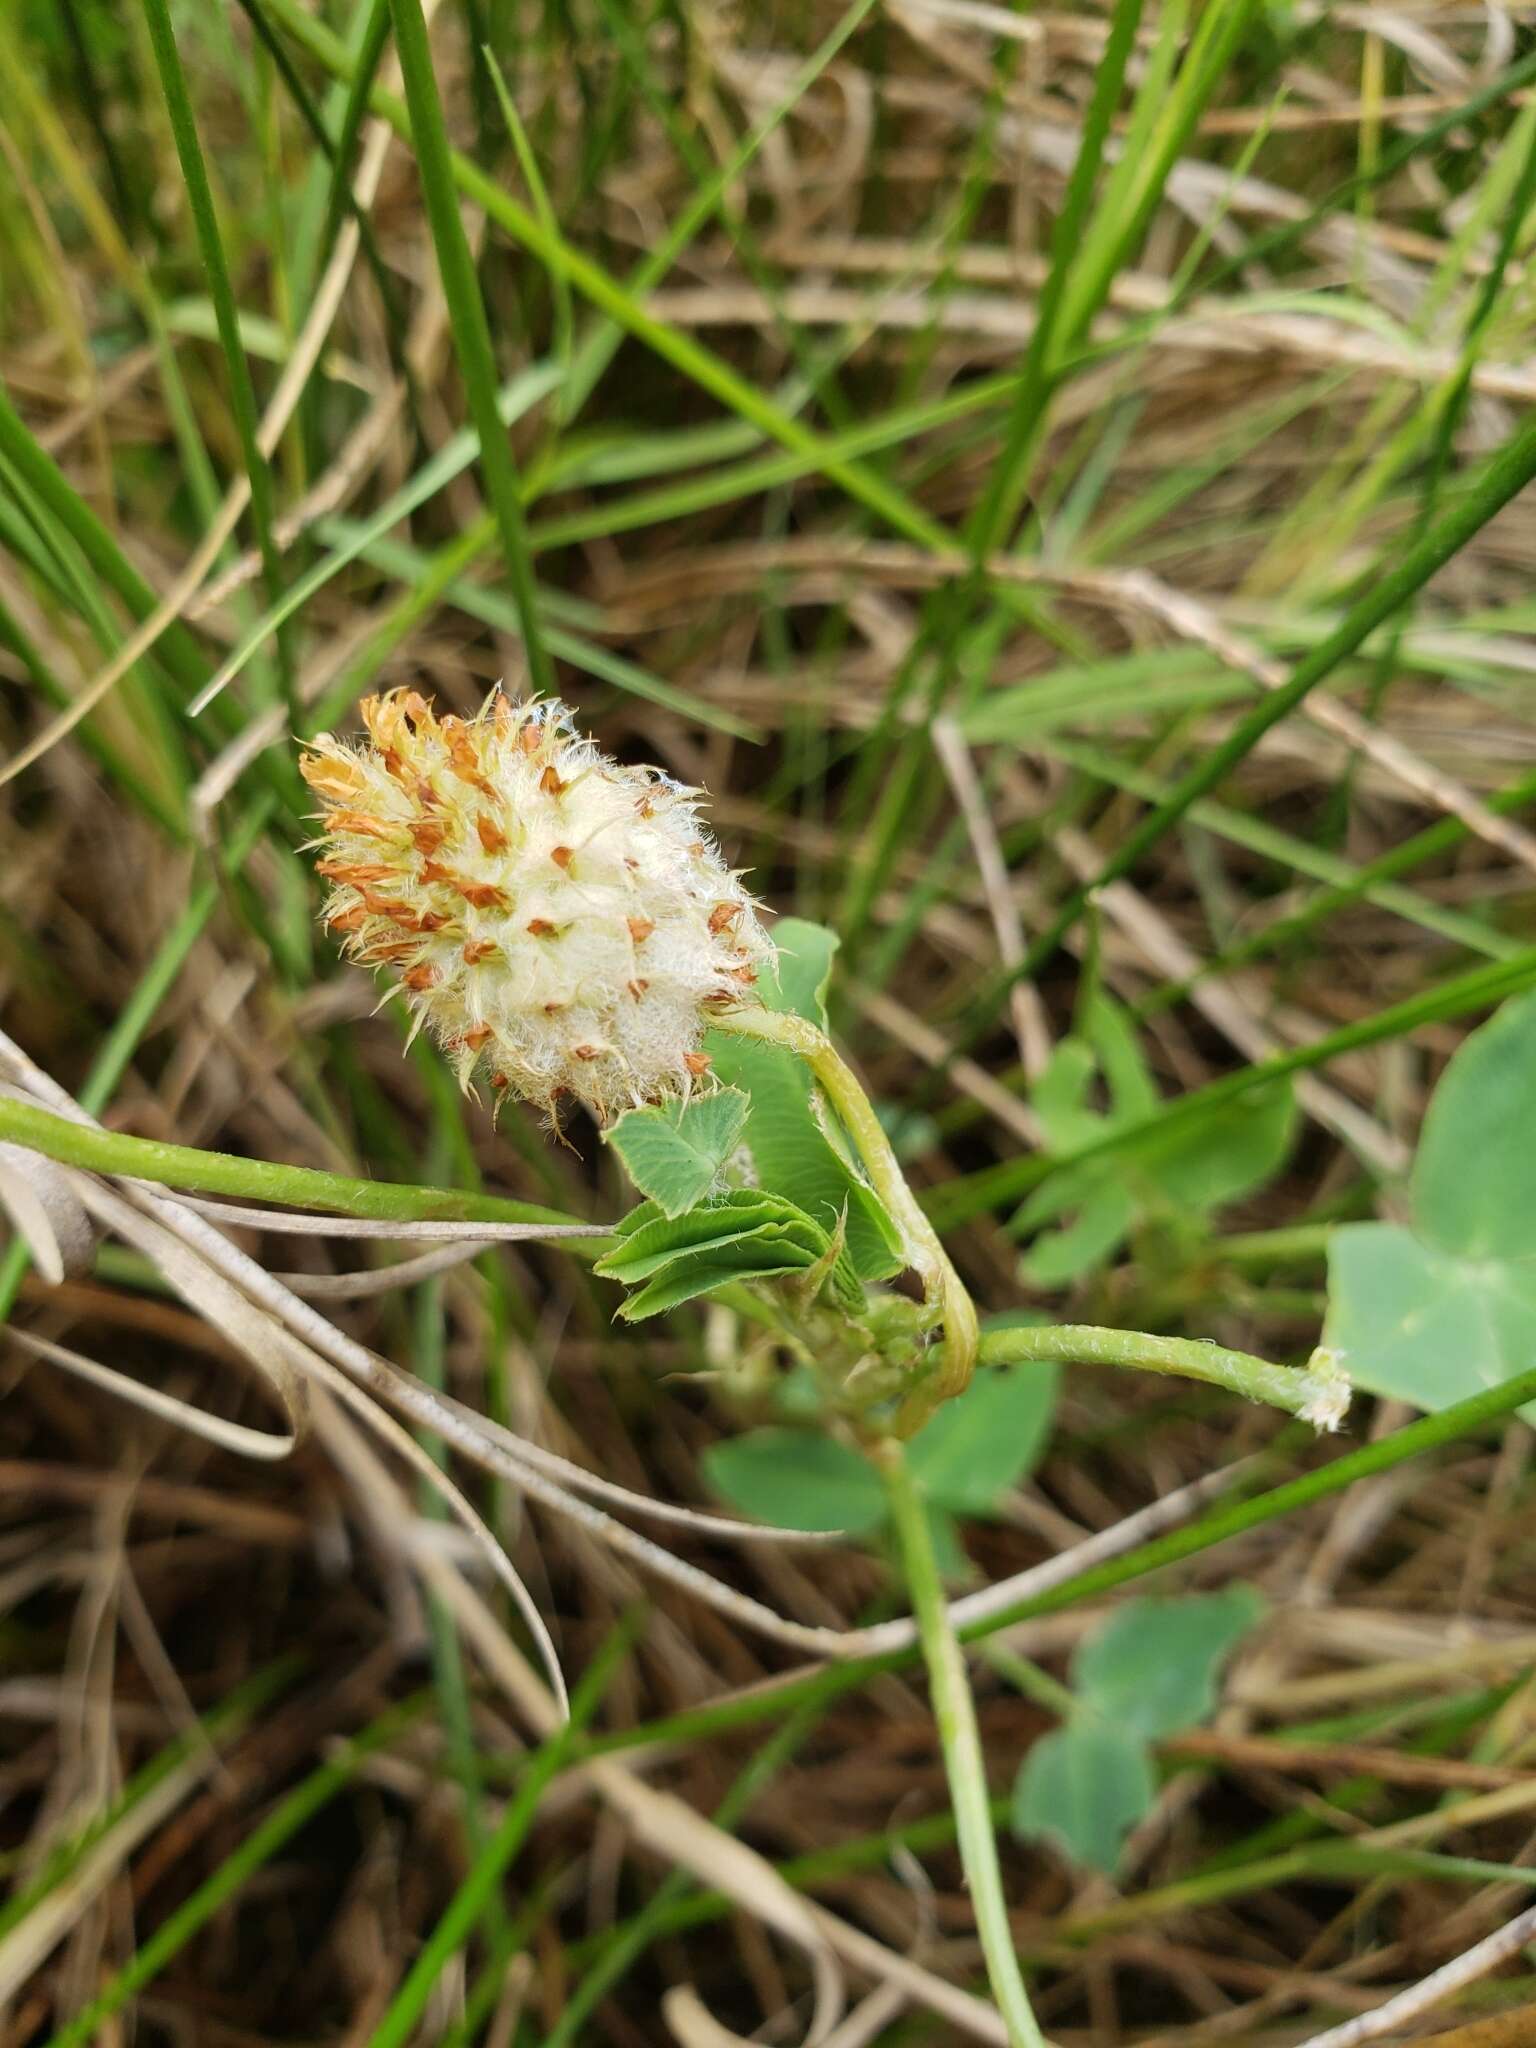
561 1347 1536 1767
385 0 553 694
879 1442 1046 2048
140 0 294 707
976 1326 1350 1429
0 1093 594 1234
1215 1225 1335 1271
714 1007 978 1420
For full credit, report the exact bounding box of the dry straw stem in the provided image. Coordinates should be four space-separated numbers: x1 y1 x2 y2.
1414 2008 1536 2048
648 272 1536 410
0 1048 899 1674
0 1054 1327 1676
0 1717 247 2007
605 535 1536 879
1293 1903 1536 2048
425 1553 1028 2047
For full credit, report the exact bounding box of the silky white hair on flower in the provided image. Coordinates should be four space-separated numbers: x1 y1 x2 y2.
301 689 771 1122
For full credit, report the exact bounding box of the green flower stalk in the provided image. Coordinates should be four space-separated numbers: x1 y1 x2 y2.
302 687 1349 1439
716 1003 978 1424
302 689 980 1419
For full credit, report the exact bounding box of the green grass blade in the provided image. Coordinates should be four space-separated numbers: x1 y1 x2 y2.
1039 734 1521 966
311 520 761 739
0 1094 597 1233
828 0 1147 950
0 382 209 702
42 1700 428 2048
317 0 392 268
561 0 880 421
140 0 293 705
480 44 574 390
965 0 1147 561
385 0 554 694
365 1617 636 2048
933 949 1536 1231
191 360 563 712
0 589 186 838
1061 0 1259 349
255 0 956 556
0 1659 300 1945
956 408 1536 1047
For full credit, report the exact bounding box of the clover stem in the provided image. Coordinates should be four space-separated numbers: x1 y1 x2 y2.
713 1007 977 1423
877 1438 1047 2048
977 1326 1350 1430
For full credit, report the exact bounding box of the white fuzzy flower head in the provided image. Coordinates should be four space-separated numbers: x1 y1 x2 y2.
300 689 770 1123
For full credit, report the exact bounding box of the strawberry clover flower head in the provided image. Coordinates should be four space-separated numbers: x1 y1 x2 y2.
300 689 770 1122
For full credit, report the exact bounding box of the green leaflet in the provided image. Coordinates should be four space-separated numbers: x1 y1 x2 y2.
1412 986 1536 1260
601 1190 817 1274
898 1360 1059 1517
1011 1718 1157 1876
603 1088 750 1217
1325 988 1536 1417
595 1189 835 1320
708 918 903 1281
1327 1225 1536 1416
1011 1589 1263 1872
1016 990 1296 1284
617 1236 817 1320
704 1359 1059 1562
1072 1588 1265 1739
702 1429 888 1534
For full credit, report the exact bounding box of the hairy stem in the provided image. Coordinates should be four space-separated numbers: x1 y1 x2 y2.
978 1325 1350 1429
0 1091 592 1234
714 1007 978 1426
878 1440 1047 2048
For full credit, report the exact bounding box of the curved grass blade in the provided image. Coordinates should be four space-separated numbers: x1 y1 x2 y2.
953 411 1536 1052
